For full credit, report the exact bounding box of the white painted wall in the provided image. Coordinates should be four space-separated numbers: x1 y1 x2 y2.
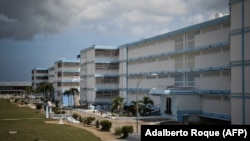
201 96 230 115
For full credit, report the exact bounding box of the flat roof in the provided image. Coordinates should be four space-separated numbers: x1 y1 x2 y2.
0 81 32 86
119 15 230 49
80 45 118 52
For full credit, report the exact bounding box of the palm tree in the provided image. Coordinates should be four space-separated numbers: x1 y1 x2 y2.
139 96 154 116
129 101 143 116
24 86 35 99
63 88 80 108
111 96 125 114
24 86 34 95
36 81 54 101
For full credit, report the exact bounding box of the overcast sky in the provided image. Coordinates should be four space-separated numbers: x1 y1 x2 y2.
0 0 229 82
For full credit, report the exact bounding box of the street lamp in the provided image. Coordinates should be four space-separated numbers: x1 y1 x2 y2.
136 73 157 134
59 100 64 124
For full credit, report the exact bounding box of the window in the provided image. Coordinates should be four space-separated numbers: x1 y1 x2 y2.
165 98 172 114
174 36 184 51
186 73 199 86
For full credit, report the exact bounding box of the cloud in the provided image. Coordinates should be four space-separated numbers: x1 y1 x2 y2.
0 0 229 41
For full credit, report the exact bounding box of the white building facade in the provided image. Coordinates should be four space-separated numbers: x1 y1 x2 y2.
229 0 250 124
31 67 48 89
119 15 231 123
52 59 80 102
80 45 119 106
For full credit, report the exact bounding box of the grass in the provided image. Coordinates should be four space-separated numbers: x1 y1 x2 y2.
0 98 101 141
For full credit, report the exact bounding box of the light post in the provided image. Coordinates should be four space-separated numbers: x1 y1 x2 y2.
59 100 64 124
136 73 157 134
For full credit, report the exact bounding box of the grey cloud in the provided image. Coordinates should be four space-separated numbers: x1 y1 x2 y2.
0 0 80 40
0 0 229 41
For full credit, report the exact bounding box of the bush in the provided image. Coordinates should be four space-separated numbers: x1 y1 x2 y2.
79 116 83 123
114 127 122 136
121 125 134 138
84 116 95 125
36 103 43 110
72 113 80 120
95 120 100 128
100 120 112 131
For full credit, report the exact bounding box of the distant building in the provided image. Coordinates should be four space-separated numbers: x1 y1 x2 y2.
52 58 80 102
32 58 80 102
0 81 32 98
31 67 48 89
79 45 119 106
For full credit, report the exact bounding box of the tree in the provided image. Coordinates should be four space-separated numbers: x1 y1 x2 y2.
139 96 154 116
121 125 134 138
63 88 80 107
24 86 34 95
127 101 143 116
111 96 125 114
36 81 54 101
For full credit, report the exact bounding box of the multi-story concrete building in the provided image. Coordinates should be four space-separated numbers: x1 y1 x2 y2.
229 0 250 125
117 0 249 125
32 58 80 104
53 58 80 103
80 45 119 106
119 14 231 123
0 81 32 97
31 67 48 89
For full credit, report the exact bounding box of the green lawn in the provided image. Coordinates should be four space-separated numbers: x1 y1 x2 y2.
0 99 101 141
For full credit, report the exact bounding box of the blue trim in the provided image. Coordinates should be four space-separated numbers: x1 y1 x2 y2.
61 80 80 83
201 112 231 121
34 67 48 70
128 66 230 77
95 74 119 77
230 26 250 36
230 93 250 99
80 44 118 52
127 41 229 63
61 70 80 73
55 59 80 63
126 47 128 103
95 60 119 63
230 60 250 67
241 0 245 125
176 110 230 122
149 89 230 96
119 16 230 49
127 88 151 92
95 88 119 91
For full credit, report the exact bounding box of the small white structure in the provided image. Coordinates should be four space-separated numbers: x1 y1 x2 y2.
45 101 53 119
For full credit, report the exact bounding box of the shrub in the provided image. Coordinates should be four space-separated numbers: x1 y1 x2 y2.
100 120 112 131
36 103 43 110
72 113 80 120
79 116 83 123
84 116 95 125
114 127 122 136
121 125 134 138
95 120 100 128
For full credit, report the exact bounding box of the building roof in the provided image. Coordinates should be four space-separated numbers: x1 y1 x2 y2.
54 58 80 63
119 15 230 49
80 45 118 53
0 81 32 86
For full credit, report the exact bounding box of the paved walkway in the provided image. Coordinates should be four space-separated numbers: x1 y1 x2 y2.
0 118 42 120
